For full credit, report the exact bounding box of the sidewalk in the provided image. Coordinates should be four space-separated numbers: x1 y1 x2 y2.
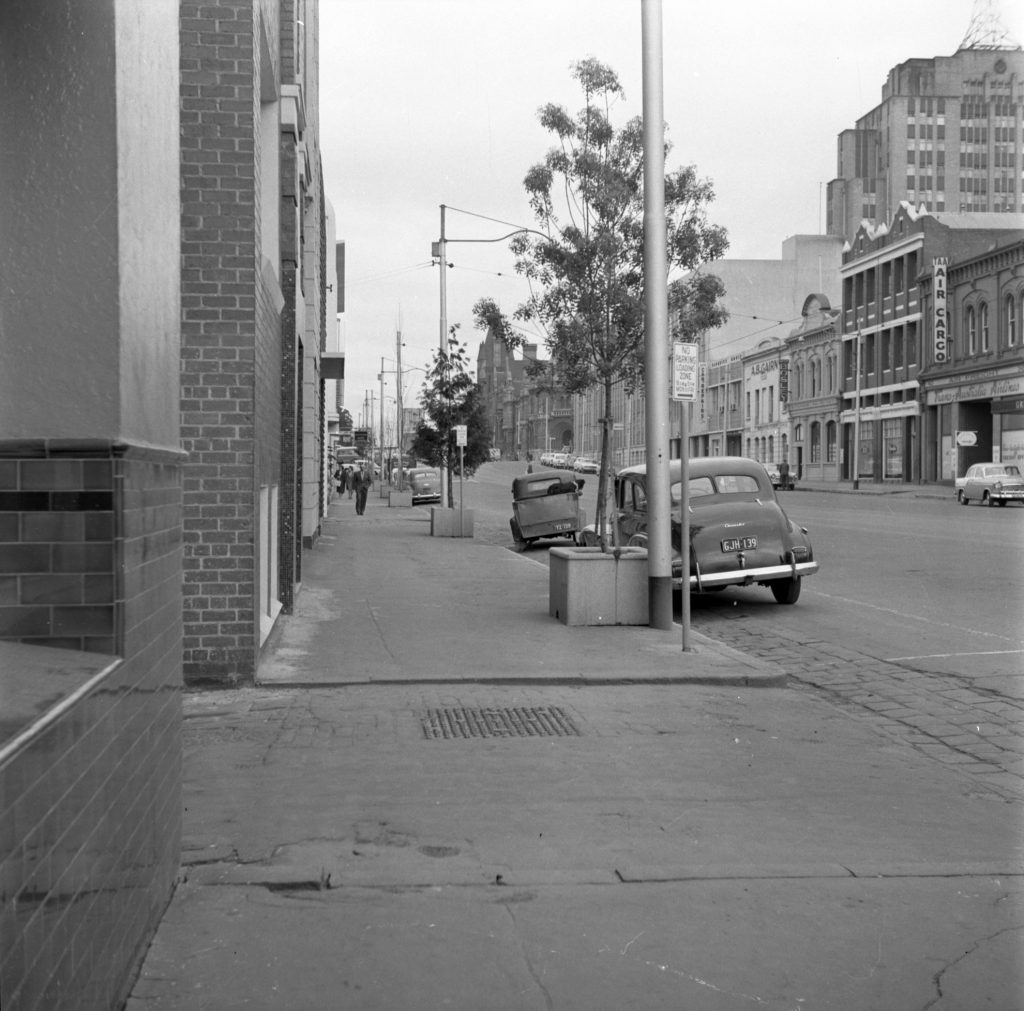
125 493 1024 1011
255 493 784 689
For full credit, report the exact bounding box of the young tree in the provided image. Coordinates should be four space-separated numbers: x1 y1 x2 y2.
410 334 493 507
474 57 728 544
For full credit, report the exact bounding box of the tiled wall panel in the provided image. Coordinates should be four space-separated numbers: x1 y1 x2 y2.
0 445 183 1011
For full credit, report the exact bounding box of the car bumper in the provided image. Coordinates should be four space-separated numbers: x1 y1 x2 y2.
993 491 1024 502
681 560 819 590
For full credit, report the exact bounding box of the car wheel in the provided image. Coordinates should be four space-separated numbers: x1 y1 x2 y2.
997 499 1007 507
510 518 526 551
959 491 969 505
770 576 801 604
984 492 994 507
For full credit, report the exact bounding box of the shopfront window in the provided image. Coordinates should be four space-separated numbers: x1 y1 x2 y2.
883 418 904 478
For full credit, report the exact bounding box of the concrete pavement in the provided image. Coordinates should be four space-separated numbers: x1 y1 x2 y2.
125 490 1024 1011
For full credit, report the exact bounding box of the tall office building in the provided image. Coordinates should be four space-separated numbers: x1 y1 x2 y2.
827 7 1023 241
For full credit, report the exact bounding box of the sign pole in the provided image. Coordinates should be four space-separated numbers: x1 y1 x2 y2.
672 342 696 651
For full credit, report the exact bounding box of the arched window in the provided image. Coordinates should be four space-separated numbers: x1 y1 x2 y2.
810 422 821 463
980 302 989 353
810 360 819 397
1006 294 1018 347
794 423 803 443
826 421 837 463
966 305 977 355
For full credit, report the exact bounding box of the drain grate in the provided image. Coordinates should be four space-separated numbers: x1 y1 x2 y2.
421 706 580 740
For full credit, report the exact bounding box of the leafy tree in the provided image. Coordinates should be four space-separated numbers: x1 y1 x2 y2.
410 334 492 506
474 57 728 543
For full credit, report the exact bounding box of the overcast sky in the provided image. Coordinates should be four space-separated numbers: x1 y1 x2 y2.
317 0 1022 416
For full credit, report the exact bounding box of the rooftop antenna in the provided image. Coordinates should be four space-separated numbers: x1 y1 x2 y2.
958 0 1020 51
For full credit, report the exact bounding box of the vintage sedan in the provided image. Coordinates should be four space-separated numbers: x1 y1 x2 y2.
407 468 442 505
573 456 599 474
613 456 818 604
956 462 1024 506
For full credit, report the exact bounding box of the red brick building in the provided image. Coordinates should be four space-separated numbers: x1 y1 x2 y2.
180 0 330 685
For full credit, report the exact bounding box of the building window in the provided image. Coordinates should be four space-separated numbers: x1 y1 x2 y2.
794 424 803 443
980 302 990 352
768 386 774 423
810 422 821 463
826 421 837 463
1008 294 1019 346
966 305 977 355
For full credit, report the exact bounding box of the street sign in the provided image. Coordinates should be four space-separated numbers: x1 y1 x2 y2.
955 430 978 447
454 424 467 447
671 342 698 402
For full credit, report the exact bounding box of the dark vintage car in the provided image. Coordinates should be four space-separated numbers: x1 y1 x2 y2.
407 468 441 505
956 462 1024 507
509 471 585 550
613 456 818 604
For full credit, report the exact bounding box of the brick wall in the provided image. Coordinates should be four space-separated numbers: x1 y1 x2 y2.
0 443 183 1011
180 0 269 684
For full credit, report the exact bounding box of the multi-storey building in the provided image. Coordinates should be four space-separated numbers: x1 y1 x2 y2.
783 294 843 482
742 339 788 470
918 234 1024 480
839 202 1024 484
828 42 1024 243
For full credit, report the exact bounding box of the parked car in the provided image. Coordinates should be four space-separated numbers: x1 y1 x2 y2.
509 471 586 550
407 468 442 505
550 451 569 468
764 465 795 490
608 456 818 604
573 456 599 474
956 463 1024 506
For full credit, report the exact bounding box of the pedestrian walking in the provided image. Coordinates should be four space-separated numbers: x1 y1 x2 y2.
354 463 372 515
345 466 354 499
779 459 791 490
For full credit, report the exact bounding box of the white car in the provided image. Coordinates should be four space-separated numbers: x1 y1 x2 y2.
956 463 1024 506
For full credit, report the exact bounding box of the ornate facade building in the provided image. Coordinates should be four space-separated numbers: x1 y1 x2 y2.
783 295 843 483
918 233 1024 479
839 203 1024 484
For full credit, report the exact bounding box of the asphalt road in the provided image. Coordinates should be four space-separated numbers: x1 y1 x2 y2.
456 461 1024 796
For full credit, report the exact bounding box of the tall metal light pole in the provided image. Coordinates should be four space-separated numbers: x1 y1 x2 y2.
641 0 673 630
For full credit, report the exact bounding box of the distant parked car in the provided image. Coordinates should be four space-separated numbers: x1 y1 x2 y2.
603 456 818 604
956 463 1024 507
550 451 569 468
573 456 599 474
407 468 441 505
764 464 795 490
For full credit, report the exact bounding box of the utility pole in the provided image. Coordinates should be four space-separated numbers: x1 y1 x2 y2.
379 357 386 483
396 329 405 489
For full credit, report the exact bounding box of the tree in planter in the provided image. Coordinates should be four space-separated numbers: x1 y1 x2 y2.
410 334 493 508
473 57 728 546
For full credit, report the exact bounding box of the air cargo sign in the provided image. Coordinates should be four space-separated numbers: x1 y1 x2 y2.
933 258 949 364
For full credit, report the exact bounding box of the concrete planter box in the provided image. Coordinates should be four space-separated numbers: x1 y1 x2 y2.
430 507 474 538
388 490 413 508
549 546 649 626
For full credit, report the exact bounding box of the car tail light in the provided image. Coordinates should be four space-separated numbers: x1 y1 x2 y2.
791 545 809 559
